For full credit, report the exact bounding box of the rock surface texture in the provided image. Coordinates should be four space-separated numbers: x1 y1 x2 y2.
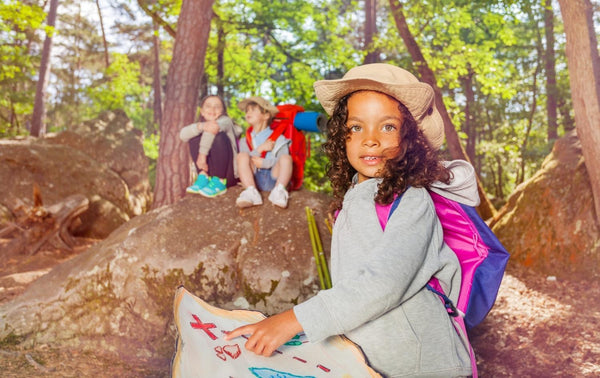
0 110 152 238
0 188 332 368
491 129 599 280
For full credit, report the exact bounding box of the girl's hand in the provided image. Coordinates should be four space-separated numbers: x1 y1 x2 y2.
257 139 275 153
203 120 220 135
251 156 264 168
224 309 302 357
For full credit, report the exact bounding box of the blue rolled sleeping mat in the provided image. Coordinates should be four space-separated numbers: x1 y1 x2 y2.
293 111 327 132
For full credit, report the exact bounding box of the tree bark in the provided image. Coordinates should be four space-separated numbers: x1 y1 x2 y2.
95 0 110 68
216 19 225 99
388 0 496 220
544 2 558 142
518 58 540 185
152 21 162 131
557 0 600 223
364 0 378 64
30 0 59 137
461 66 476 167
152 0 215 208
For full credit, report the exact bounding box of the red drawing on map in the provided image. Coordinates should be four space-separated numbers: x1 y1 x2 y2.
223 344 241 359
215 345 241 361
190 314 217 340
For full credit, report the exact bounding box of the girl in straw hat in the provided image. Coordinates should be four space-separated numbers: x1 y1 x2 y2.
226 63 477 377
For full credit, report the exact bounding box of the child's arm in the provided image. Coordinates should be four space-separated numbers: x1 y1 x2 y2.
260 136 290 169
179 122 203 142
249 138 276 168
195 121 220 170
256 139 275 154
294 189 448 343
216 115 235 132
198 131 216 156
224 309 302 357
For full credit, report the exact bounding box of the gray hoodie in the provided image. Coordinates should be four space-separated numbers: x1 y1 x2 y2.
293 160 476 377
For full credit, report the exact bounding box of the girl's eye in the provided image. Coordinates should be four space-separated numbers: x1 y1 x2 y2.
382 124 397 132
348 125 361 132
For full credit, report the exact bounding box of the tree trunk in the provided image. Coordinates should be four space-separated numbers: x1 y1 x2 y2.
518 58 540 185
152 21 162 131
216 19 225 99
495 155 503 199
557 0 600 223
30 0 59 137
152 0 215 208
95 0 110 68
544 2 558 142
364 0 378 64
200 73 208 101
461 66 476 167
388 0 496 220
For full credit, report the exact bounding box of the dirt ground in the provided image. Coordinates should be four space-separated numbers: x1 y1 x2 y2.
0 237 599 377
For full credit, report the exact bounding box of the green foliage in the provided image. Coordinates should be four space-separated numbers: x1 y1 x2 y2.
209 0 360 111
378 0 571 203
0 0 576 205
303 133 331 193
86 53 152 130
143 132 160 188
0 0 46 136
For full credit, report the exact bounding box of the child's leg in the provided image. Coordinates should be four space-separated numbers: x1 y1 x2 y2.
268 155 293 208
196 133 212 174
187 134 202 173
206 132 237 187
196 154 209 173
236 152 257 188
235 152 262 208
270 154 293 188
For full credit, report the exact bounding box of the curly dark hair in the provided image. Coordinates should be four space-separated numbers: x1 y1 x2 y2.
322 91 452 213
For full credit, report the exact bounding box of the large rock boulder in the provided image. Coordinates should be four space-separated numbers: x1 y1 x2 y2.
0 188 332 370
491 130 599 280
0 110 152 238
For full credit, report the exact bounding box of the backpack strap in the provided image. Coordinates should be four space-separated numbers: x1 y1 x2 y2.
378 191 459 312
375 193 403 230
425 284 459 317
245 122 288 159
245 126 254 151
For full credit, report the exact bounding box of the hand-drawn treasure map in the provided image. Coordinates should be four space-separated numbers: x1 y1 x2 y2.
172 286 381 378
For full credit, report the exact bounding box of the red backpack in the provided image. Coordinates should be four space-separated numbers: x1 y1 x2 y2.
245 104 320 191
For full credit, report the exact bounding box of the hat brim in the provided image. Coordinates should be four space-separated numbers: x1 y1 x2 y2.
238 97 279 116
314 78 444 149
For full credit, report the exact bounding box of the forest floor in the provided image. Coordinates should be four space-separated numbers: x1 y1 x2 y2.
0 237 599 377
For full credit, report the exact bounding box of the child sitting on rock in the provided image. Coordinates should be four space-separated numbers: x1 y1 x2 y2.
235 96 293 209
179 95 241 197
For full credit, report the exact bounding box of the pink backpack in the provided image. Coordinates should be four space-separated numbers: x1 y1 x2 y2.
376 190 509 377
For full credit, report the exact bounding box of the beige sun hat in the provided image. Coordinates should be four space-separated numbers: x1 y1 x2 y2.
237 96 279 117
313 63 445 149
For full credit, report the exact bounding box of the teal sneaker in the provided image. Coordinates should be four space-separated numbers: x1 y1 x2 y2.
186 174 209 194
199 176 227 198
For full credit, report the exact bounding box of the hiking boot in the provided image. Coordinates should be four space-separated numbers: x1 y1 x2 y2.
186 174 209 194
199 177 227 198
268 184 289 208
236 186 263 208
